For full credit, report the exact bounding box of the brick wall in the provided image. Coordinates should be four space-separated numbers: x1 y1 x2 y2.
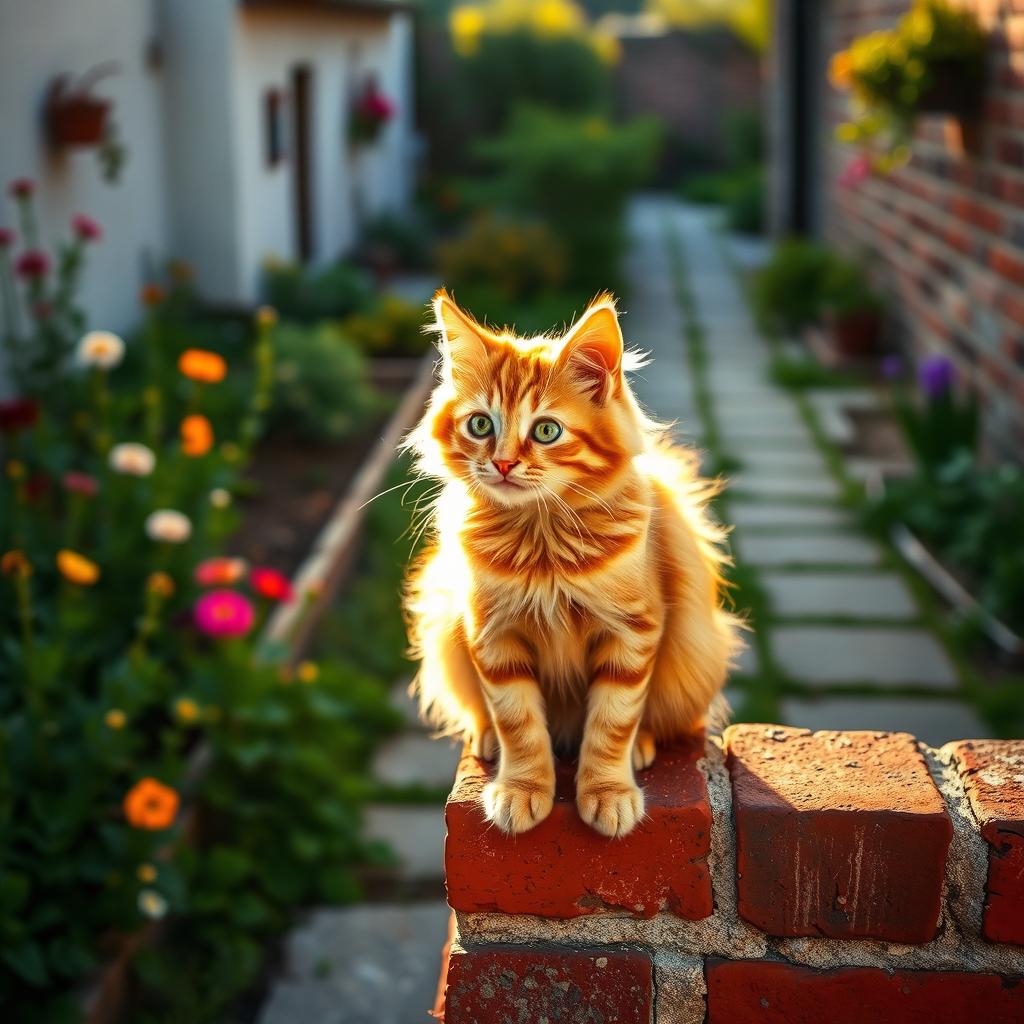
435 727 1024 1022
821 0 1024 456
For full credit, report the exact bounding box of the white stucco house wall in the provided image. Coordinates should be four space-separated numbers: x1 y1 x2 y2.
0 0 415 339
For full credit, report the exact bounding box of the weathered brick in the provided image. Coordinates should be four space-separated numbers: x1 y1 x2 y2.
725 725 952 943
948 739 1024 944
443 947 653 1024
445 738 712 919
705 959 1024 1024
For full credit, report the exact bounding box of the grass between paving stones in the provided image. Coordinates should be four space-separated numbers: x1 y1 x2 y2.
711 230 1024 738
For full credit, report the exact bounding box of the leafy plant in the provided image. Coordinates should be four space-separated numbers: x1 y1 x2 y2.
473 108 661 291
752 239 835 332
341 295 431 358
820 259 883 319
270 322 384 441
262 259 374 323
830 0 987 172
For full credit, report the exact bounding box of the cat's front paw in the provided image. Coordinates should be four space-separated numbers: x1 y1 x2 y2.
577 781 645 838
482 777 554 834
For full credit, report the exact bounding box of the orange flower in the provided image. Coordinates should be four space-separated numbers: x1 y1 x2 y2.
140 283 166 307
829 50 853 90
1 549 31 578
180 414 214 456
123 778 179 830
178 349 227 384
57 549 100 586
147 571 175 597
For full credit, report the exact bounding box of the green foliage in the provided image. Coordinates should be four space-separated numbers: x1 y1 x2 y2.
867 454 1024 634
357 210 433 272
457 30 610 127
437 213 567 301
262 259 374 323
270 322 384 441
769 353 865 391
820 258 883 318
341 295 432 358
473 107 661 291
445 285 594 338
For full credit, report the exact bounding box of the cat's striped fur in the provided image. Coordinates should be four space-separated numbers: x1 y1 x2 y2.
403 291 741 837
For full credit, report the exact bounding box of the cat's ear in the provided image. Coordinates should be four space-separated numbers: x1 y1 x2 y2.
433 290 494 384
556 296 623 403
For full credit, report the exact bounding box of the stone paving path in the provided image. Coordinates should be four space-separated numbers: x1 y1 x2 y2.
257 197 991 1024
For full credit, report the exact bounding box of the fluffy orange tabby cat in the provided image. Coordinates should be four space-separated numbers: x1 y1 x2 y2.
404 291 740 838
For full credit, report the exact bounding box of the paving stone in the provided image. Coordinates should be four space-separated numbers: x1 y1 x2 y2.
781 696 991 748
773 625 958 689
762 571 918 620
731 448 828 474
730 502 852 531
364 805 447 880
372 733 462 790
730 472 840 500
735 532 884 568
258 902 450 1024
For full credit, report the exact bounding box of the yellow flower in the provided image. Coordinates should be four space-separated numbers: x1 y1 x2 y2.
57 549 100 586
450 4 485 56
1 549 31 578
591 31 620 66
105 708 127 730
137 863 157 883
137 889 168 920
147 571 175 597
174 698 201 724
297 661 319 684
835 122 860 144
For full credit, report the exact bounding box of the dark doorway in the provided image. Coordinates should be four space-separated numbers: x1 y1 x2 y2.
291 65 314 261
788 0 823 237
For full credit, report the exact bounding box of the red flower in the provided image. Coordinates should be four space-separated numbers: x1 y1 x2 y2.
9 178 34 200
0 227 15 248
71 214 102 242
0 398 39 434
14 249 50 280
63 471 99 497
250 566 294 603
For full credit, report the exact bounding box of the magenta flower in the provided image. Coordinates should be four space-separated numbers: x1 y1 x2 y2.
0 227 15 248
194 589 255 637
838 154 872 190
14 249 50 280
9 178 34 200
71 214 102 242
63 471 99 497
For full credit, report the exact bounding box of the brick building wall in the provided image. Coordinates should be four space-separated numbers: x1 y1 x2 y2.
820 0 1024 455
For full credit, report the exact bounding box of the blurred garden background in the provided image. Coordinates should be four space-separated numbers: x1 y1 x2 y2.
1 0 1023 1021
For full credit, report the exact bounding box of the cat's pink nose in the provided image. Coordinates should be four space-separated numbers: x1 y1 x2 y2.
492 459 519 477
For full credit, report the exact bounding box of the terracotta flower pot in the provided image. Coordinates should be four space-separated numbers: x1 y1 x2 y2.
829 308 882 358
45 68 115 148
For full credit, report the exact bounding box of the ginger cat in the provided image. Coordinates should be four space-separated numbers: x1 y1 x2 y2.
404 291 740 838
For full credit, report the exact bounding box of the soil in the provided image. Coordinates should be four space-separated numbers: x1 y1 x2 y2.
229 359 421 575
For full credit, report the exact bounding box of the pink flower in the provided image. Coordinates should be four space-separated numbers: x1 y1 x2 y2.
71 214 102 242
839 154 872 189
14 249 50 280
0 227 15 248
9 178 34 200
63 471 99 497
194 589 255 637
250 566 294 603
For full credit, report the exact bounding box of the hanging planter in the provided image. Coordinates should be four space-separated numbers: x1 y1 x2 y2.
348 77 395 146
45 64 117 148
829 1 987 174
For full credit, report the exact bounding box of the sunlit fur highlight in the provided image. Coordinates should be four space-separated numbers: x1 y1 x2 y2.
403 290 742 837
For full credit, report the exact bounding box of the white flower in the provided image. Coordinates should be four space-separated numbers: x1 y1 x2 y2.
137 889 168 920
76 330 125 370
146 509 192 544
209 488 232 509
109 442 156 477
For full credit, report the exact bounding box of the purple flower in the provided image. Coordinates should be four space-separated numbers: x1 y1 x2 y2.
881 354 904 381
919 355 956 398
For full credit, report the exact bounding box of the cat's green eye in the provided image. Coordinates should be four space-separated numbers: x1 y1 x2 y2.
532 419 562 444
467 414 494 438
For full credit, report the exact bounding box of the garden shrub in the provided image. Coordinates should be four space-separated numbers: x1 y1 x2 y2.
752 239 838 332
270 322 384 442
473 108 661 291
262 258 374 323
341 294 432 358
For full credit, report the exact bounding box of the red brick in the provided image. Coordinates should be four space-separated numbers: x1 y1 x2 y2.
948 739 1024 944
725 726 952 943
706 959 1024 1024
445 737 712 920
992 247 1024 286
443 947 652 1024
